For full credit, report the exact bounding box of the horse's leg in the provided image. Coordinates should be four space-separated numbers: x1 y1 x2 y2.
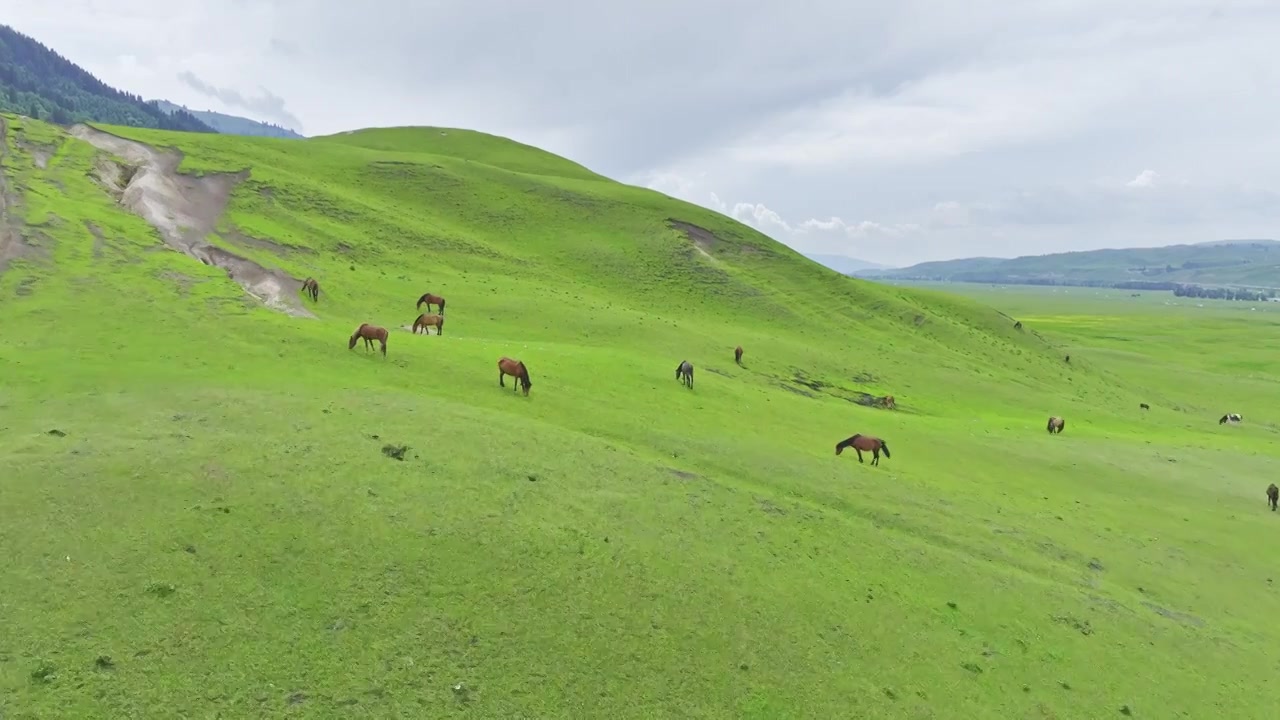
871 448 879 466
380 340 387 357
856 449 864 463
499 370 505 387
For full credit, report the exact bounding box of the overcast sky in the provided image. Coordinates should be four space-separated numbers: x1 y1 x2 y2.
8 0 1280 267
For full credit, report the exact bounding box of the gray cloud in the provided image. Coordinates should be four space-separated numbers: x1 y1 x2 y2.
267 37 298 57
5 0 1280 265
177 71 303 132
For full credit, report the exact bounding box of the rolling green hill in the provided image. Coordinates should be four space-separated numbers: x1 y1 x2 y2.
859 240 1280 290
3 113 1279 718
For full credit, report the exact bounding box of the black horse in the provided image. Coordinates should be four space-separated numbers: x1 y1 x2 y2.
675 360 693 389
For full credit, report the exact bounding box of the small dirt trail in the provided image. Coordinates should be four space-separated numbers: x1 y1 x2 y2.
68 123 315 318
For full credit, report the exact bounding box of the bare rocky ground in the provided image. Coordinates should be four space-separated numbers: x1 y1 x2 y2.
0 118 33 274
68 123 314 318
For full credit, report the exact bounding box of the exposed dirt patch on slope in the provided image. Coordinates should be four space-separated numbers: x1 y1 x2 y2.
0 117 36 274
669 219 720 253
14 136 55 169
668 218 762 257
68 123 314 318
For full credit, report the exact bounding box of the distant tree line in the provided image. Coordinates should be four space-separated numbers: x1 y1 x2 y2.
1173 284 1275 301
0 25 215 133
891 274 1280 299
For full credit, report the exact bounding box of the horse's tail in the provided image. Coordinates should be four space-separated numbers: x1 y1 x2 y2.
879 440 890 458
438 315 445 334
439 297 446 313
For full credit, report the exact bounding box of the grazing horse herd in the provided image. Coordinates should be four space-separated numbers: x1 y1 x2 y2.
312 277 1268 498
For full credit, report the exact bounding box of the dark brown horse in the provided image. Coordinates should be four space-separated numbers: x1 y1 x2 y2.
416 293 446 314
1140 403 1150 410
301 277 319 302
734 345 744 365
412 313 445 335
1267 483 1279 511
676 360 693 389
498 357 532 395
835 434 891 465
348 323 388 356
1014 321 1022 330
1047 416 1065 434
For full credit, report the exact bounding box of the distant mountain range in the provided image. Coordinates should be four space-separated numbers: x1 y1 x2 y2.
153 100 304 139
803 253 893 275
854 239 1280 289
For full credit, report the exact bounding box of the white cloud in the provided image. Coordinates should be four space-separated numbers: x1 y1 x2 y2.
644 167 1280 267
1126 170 1160 188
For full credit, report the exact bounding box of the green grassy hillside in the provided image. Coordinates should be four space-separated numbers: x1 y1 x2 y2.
3 113 1279 719
860 241 1280 290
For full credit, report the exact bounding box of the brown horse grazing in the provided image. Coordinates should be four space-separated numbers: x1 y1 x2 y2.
498 357 532 395
416 293 446 314
348 323 388 356
412 314 445 335
881 395 896 410
734 345 744 365
1047 416 1065 434
835 434 891 465
676 360 693 389
1267 483 1279 511
301 277 319 302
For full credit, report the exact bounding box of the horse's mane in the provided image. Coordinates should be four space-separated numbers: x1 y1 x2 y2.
836 434 861 449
